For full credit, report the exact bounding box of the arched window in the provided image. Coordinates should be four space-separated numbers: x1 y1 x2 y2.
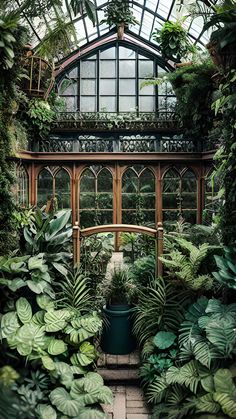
55 169 71 209
37 169 53 208
181 170 197 223
122 167 155 226
162 168 197 224
57 44 175 113
203 169 220 224
16 165 29 206
37 167 71 209
79 167 113 228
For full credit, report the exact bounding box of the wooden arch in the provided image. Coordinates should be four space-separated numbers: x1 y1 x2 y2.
73 222 164 277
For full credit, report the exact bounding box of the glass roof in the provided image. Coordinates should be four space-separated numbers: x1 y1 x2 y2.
18 0 210 58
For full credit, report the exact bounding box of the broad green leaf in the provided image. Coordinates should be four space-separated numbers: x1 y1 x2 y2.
36 295 55 310
16 323 46 350
50 387 83 416
45 309 71 332
32 311 45 325
16 297 32 324
77 408 107 419
0 277 25 291
41 355 55 371
48 338 67 355
153 331 176 349
37 404 57 419
46 210 71 240
1 312 20 338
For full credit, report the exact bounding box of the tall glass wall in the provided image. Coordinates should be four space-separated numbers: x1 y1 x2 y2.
57 44 175 113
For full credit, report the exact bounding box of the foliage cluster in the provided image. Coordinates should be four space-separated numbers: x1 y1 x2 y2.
0 209 113 418
152 20 195 63
101 0 138 27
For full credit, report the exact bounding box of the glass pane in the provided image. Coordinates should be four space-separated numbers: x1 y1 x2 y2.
140 170 155 192
163 211 178 223
122 170 138 193
99 96 116 112
80 61 96 78
80 210 95 228
80 169 95 192
100 60 116 78
100 47 116 59
17 167 29 206
80 96 96 112
182 193 197 208
55 170 70 209
139 80 155 95
63 96 77 111
68 67 78 78
97 211 113 225
97 169 113 192
182 210 197 223
182 171 196 192
122 193 137 209
119 79 136 95
119 47 135 59
139 60 154 78
119 96 136 112
122 211 137 224
163 193 178 209
80 79 96 95
97 193 113 209
80 193 96 208
100 79 116 95
163 170 180 192
139 96 155 112
141 194 155 209
119 60 135 77
58 79 77 95
37 169 53 207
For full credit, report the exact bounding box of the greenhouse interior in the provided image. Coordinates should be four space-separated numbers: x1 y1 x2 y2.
0 0 236 418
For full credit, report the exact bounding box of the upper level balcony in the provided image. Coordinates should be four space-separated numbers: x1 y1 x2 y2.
31 111 218 154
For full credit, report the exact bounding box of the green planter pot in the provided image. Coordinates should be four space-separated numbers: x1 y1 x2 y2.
101 304 136 355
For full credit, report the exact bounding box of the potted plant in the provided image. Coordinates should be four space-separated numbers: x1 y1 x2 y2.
152 20 196 65
99 268 137 355
101 0 138 40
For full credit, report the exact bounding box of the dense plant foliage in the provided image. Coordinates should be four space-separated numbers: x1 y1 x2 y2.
152 20 195 62
101 0 137 27
0 209 113 417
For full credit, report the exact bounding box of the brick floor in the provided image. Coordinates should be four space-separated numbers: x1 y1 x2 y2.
102 385 151 419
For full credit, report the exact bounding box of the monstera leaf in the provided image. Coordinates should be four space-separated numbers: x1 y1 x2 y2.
16 297 32 324
44 309 71 332
15 323 47 356
67 312 102 343
49 387 83 416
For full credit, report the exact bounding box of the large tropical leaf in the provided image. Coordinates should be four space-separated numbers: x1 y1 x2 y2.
44 309 72 332
16 297 32 324
49 387 83 416
47 338 67 355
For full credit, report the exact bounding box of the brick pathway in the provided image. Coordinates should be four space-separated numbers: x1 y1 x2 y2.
102 385 151 419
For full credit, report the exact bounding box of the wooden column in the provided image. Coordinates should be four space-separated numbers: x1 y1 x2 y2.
73 221 81 265
157 221 164 277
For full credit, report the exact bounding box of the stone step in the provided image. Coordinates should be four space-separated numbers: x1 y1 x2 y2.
97 350 140 368
98 367 139 382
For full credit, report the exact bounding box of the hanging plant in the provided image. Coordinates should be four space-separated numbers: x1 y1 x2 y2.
152 20 196 63
101 0 138 39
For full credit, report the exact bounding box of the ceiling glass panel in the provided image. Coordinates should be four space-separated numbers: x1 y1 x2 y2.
17 0 210 60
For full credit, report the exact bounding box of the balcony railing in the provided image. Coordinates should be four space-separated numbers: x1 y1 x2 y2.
51 111 179 132
34 133 204 153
